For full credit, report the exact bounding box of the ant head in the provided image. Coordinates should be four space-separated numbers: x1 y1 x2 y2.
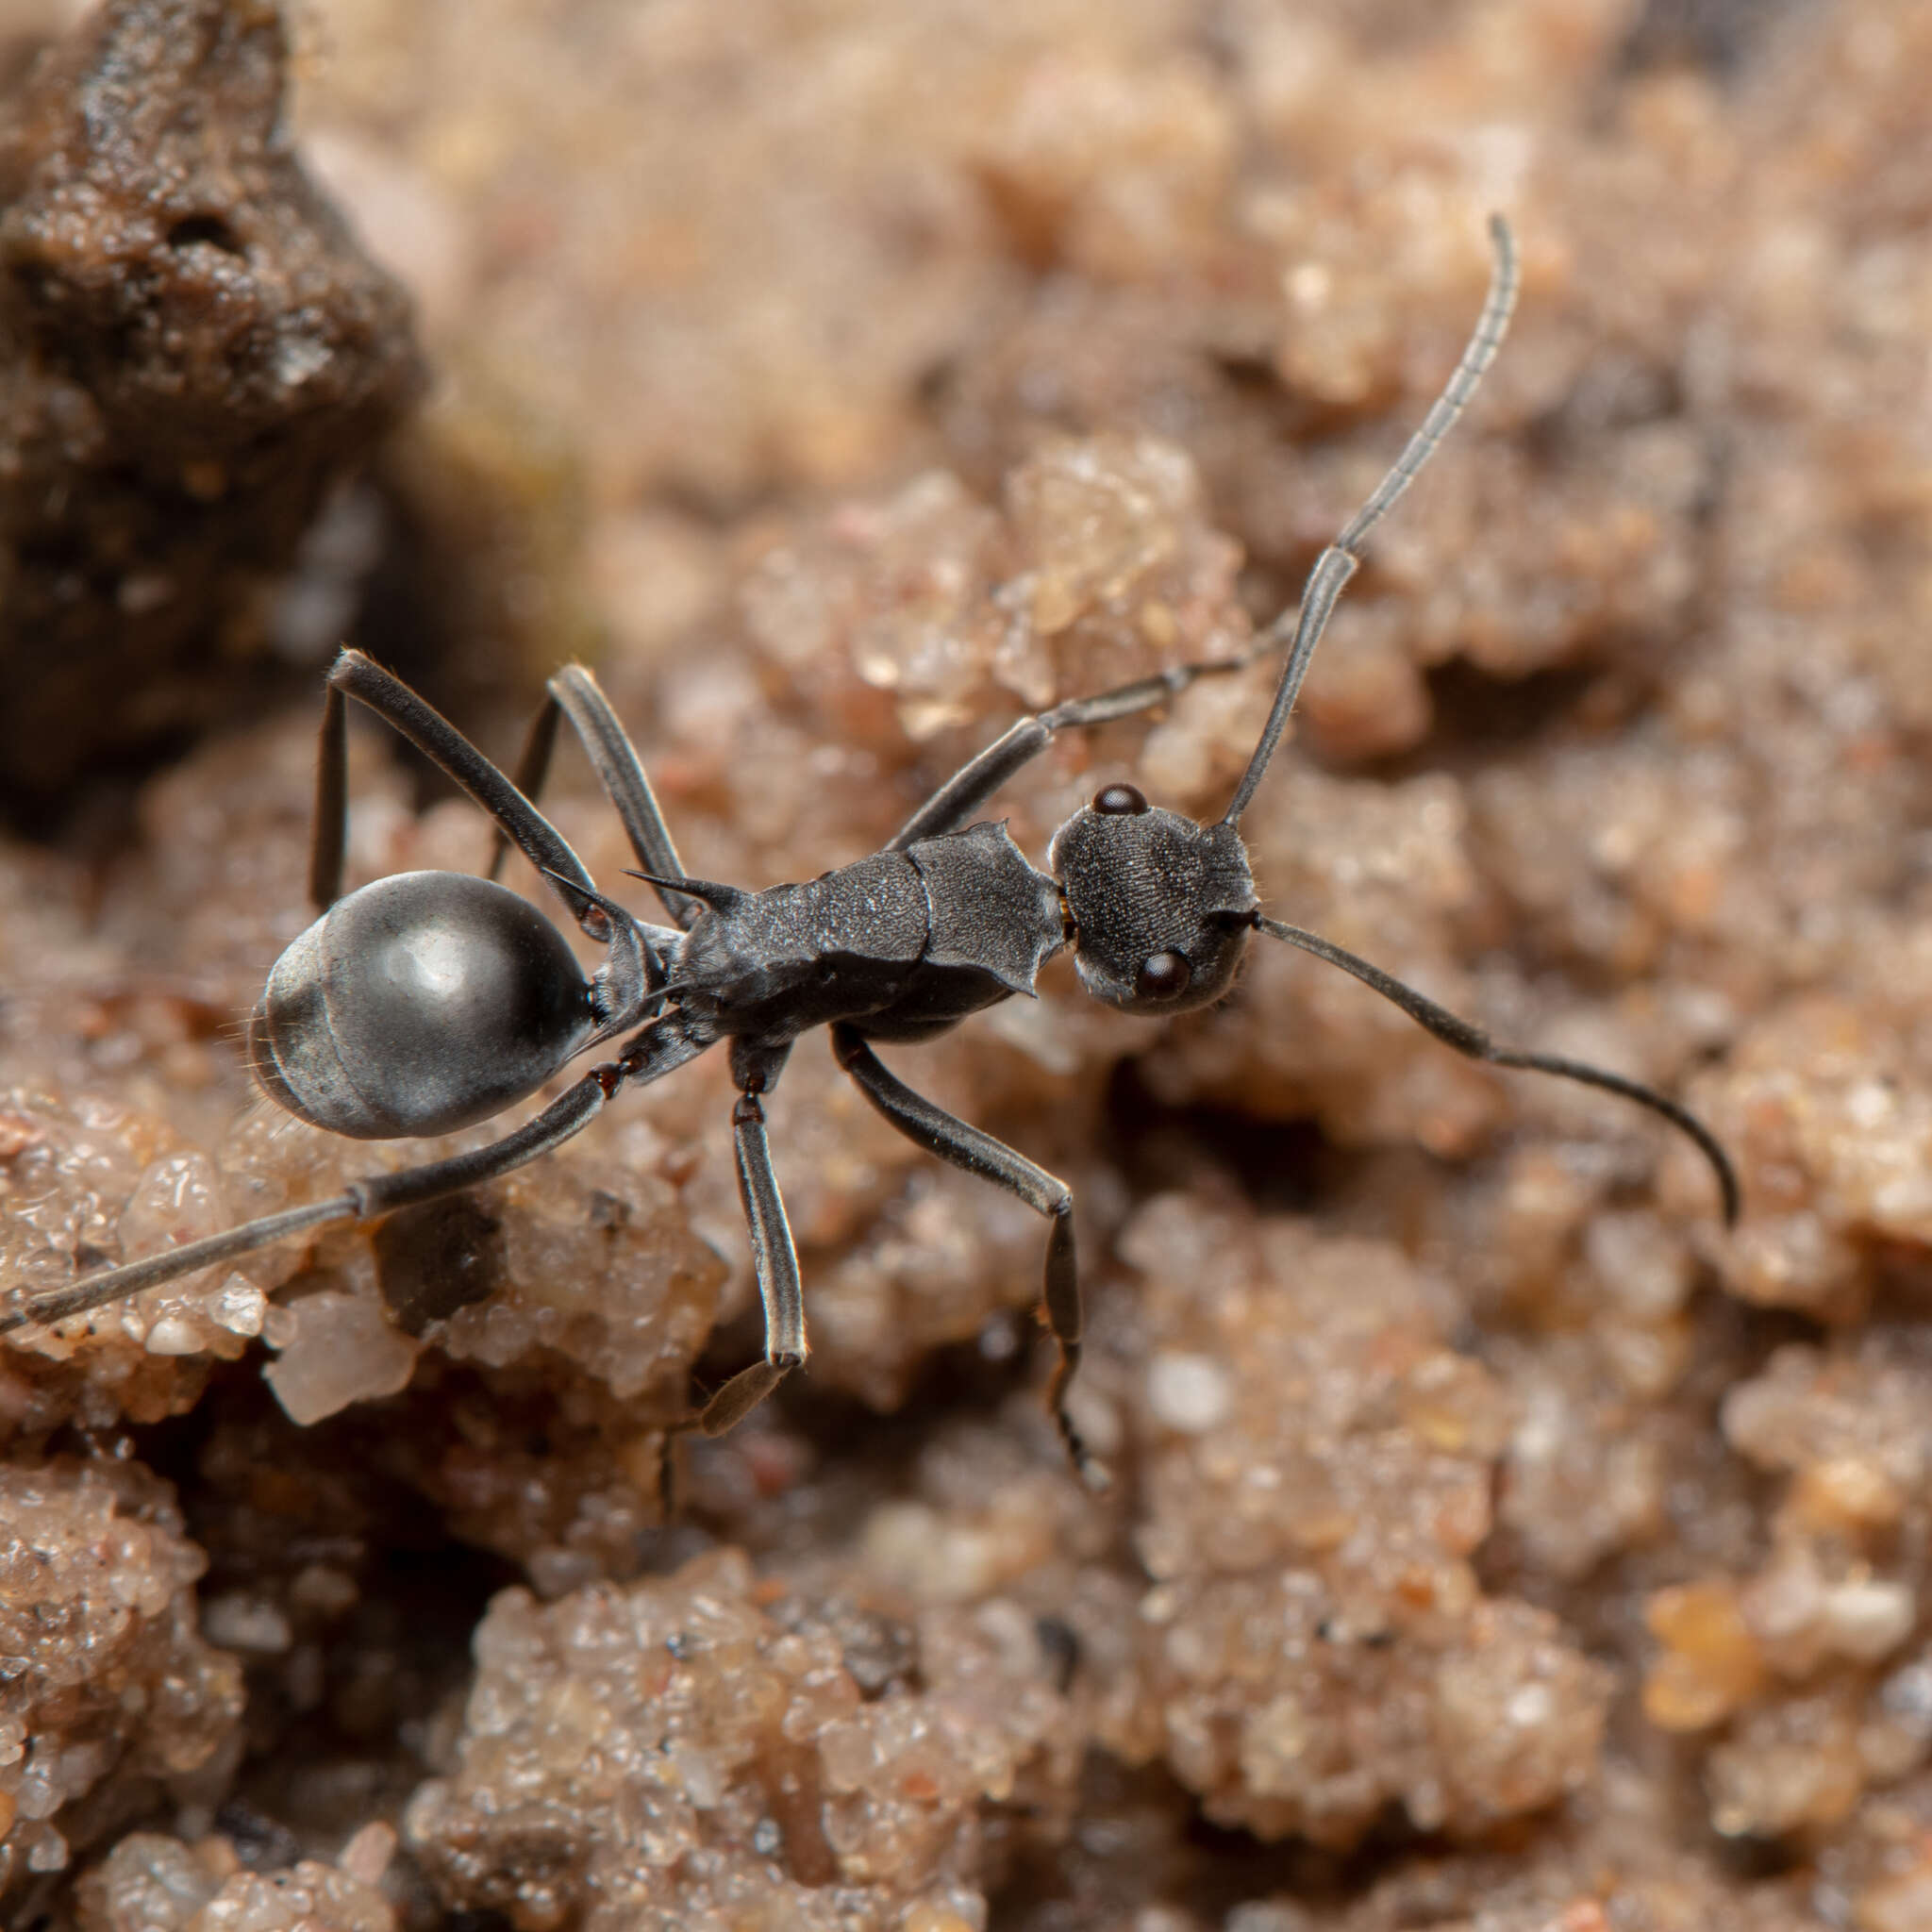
1049 782 1257 1015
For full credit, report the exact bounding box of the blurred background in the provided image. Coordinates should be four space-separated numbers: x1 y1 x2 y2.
3 2 1931 1927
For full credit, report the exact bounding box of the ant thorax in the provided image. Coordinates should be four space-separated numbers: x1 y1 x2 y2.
669 823 1065 1052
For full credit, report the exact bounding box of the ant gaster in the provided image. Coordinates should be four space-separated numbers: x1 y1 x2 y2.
1 220 1739 1491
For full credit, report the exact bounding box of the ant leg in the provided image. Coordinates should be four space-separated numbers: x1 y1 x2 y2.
309 650 607 944
886 659 1258 850
1255 915 1740 1226
487 665 703 932
708 1091 808 1426
831 1024 1108 1492
310 671 352 909
661 1074 807 1516
487 684 562 881
1 1011 715 1337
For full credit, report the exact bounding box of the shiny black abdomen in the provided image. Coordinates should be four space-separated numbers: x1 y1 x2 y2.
251 872 593 1139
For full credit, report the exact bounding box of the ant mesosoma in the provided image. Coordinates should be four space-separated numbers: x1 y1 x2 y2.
0 219 1739 1491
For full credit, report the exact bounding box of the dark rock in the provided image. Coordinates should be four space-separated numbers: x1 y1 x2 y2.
0 0 423 809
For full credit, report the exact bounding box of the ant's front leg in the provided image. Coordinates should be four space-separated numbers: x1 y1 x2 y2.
885 656 1258 851
831 1024 1108 1493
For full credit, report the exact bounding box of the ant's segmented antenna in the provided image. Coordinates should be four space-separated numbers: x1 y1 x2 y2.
1253 915 1740 1225
1222 214 1521 828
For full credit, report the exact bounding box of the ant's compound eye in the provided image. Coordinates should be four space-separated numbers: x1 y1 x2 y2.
1094 782 1148 816
1134 950 1192 1001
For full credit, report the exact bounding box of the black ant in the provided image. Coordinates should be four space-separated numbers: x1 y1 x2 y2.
0 220 1739 1491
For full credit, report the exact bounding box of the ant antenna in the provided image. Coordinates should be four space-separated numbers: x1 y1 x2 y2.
1254 915 1740 1225
1221 213 1521 828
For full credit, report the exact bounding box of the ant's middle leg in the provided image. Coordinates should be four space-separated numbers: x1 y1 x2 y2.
488 664 704 932
661 1047 806 1509
830 1024 1108 1492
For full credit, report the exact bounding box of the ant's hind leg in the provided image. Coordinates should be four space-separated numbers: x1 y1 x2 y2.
1 1009 714 1339
310 650 606 941
309 667 353 909
486 681 562 882
6 1064 599 1336
488 665 704 933
830 1024 1108 1493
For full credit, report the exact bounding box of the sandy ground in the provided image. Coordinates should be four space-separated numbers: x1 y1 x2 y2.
5 0 1932 1925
